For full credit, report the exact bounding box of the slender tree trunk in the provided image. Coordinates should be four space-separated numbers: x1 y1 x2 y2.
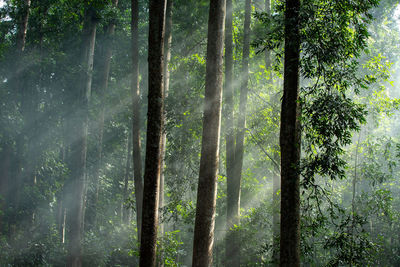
16 0 30 52
350 133 361 266
139 0 166 266
158 1 173 265
91 0 119 228
272 149 280 265
279 0 301 266
267 0 280 256
23 2 51 229
131 0 144 243
123 131 133 223
13 0 31 232
58 133 68 242
0 142 12 234
226 0 251 266
224 0 235 192
192 0 225 266
57 144 65 237
224 0 236 261
66 8 97 267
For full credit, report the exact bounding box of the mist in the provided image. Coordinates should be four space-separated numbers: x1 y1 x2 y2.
1 0 400 266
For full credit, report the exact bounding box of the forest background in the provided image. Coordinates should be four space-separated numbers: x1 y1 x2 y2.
1 0 400 266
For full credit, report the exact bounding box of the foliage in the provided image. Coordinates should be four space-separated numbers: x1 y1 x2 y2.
0 0 400 265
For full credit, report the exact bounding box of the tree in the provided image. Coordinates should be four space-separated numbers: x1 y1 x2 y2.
159 0 173 261
264 1 280 264
123 130 133 223
90 0 119 228
226 0 251 265
279 0 301 266
0 0 398 266
131 0 144 242
224 0 236 262
139 0 167 266
192 0 225 265
16 0 31 52
12 0 31 232
66 5 98 267
272 149 280 265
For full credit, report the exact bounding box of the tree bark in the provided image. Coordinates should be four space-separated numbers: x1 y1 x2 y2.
66 7 97 267
279 0 301 266
192 0 225 266
16 0 31 52
226 0 251 266
224 0 235 190
123 130 133 223
91 0 119 228
224 0 236 263
12 0 31 231
139 0 166 266
131 0 144 243
0 142 12 234
158 1 173 265
267 0 279 261
272 150 280 265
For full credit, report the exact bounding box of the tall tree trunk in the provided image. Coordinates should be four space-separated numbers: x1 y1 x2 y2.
0 142 12 234
12 0 31 233
192 0 225 266
224 0 235 191
350 133 361 266
23 1 51 229
224 0 236 261
224 0 236 262
158 1 173 265
58 130 69 242
226 0 251 266
131 0 144 243
279 0 301 265
266 0 280 261
272 149 280 265
91 0 119 228
123 130 133 223
66 7 97 267
139 0 166 266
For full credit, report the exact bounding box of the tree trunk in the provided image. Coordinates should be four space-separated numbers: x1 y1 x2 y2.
139 0 166 266
16 0 31 52
350 133 361 266
192 0 225 266
279 0 301 266
12 0 31 232
158 1 173 265
224 0 236 263
91 0 118 228
66 8 97 267
0 142 12 234
272 150 280 265
267 0 279 260
226 0 251 266
131 0 144 243
123 130 133 223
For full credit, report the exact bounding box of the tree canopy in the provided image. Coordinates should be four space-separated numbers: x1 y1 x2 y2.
0 0 400 266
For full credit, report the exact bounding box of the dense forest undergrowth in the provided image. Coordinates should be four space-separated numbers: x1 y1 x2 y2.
1 0 400 266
